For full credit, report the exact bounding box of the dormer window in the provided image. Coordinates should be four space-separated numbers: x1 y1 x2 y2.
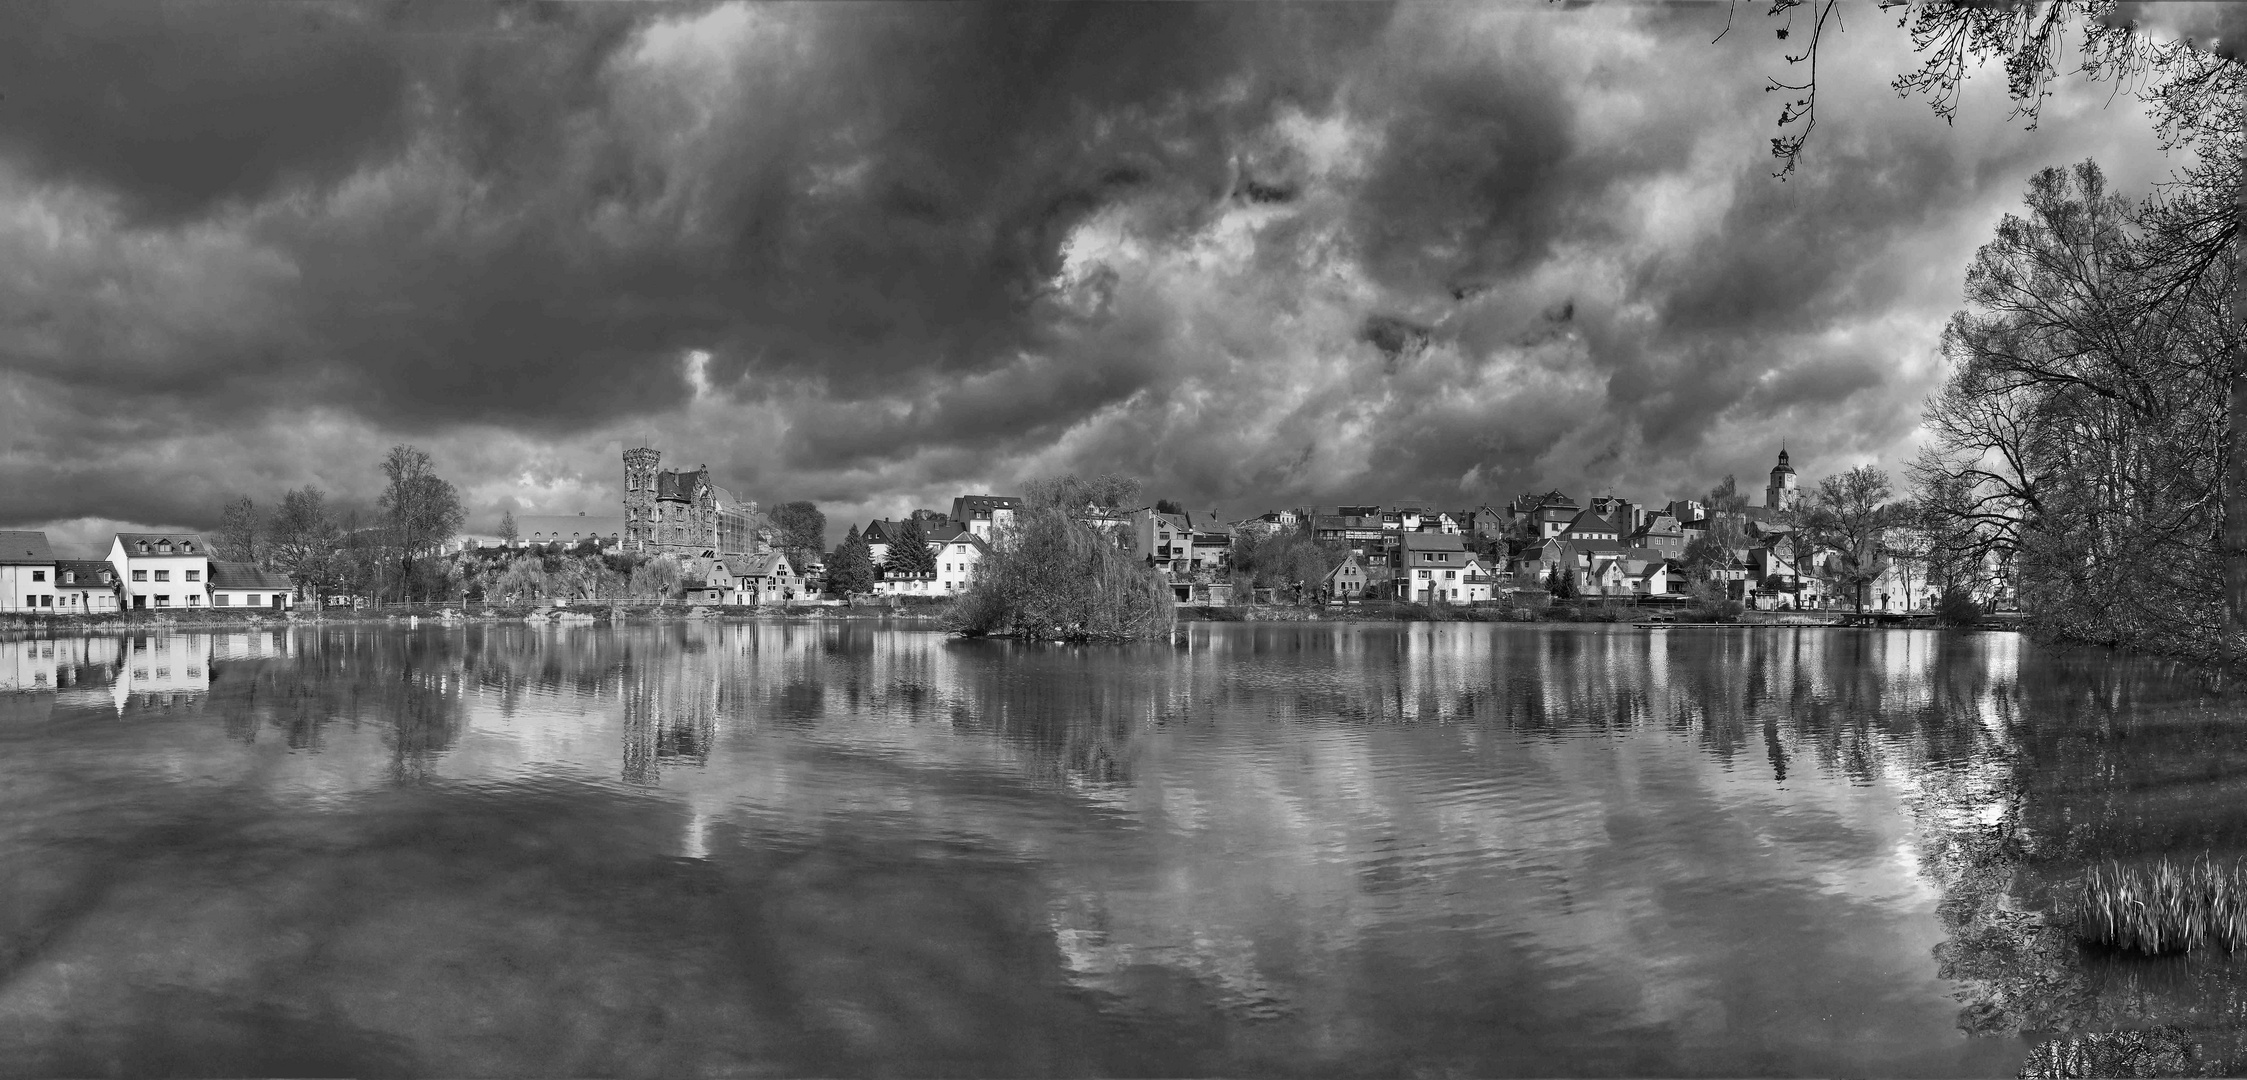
138 541 150 554
158 542 173 554
62 571 72 584
181 542 194 553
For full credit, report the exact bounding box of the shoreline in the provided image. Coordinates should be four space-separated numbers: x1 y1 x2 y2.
0 603 2013 636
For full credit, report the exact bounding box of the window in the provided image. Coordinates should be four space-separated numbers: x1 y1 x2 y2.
155 595 170 607
61 571 72 584
154 570 169 582
138 542 150 554
158 542 172 554
133 569 147 581
133 668 147 679
185 570 199 582
39 595 51 607
30 570 43 581
215 594 229 607
188 595 201 606
183 543 194 553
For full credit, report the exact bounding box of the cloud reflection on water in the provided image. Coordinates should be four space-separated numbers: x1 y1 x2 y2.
0 621 2222 1076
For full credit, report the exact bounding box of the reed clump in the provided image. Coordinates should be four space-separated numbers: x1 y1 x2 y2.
2072 857 2247 955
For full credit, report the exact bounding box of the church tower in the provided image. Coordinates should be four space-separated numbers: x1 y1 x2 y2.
1765 446 1798 511
623 447 661 552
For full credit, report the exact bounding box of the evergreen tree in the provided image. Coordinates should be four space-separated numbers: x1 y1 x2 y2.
883 518 937 575
498 509 519 547
1550 562 1578 600
826 525 876 596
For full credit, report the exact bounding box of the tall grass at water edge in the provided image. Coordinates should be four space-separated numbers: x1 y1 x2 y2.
2074 858 2247 955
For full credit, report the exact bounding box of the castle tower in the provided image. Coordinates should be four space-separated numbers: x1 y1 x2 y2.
1766 446 1798 511
624 447 661 552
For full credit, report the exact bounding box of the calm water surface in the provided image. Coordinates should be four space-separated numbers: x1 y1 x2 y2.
3 621 2244 1077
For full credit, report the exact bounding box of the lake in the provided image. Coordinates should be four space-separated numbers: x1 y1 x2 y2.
3 621 2244 1077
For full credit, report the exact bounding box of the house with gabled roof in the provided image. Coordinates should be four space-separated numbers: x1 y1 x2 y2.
207 561 295 610
52 559 120 614
1397 532 1485 604
949 495 1023 542
1627 511 1686 558
108 533 212 611
1324 552 1370 601
925 524 989 594
0 530 56 613
726 552 797 605
1516 538 1572 590
1132 509 1196 580
1619 548 1675 596
1557 509 1627 544
1509 491 1581 539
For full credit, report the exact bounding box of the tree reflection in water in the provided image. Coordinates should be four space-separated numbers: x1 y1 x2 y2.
1909 643 2247 1076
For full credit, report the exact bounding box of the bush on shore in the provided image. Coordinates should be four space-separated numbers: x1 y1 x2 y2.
948 507 1174 641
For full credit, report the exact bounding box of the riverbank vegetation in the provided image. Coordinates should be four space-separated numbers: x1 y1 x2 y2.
1912 149 2240 666
2074 858 2247 956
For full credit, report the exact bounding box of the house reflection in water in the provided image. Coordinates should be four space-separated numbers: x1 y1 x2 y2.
110 634 211 712
621 639 720 786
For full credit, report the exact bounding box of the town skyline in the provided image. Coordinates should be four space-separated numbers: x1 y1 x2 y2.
0 3 2192 557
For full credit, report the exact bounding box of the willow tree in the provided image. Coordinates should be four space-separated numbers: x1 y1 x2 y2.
949 475 1174 641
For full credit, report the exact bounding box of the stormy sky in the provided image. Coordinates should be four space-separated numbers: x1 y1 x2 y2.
0 1 2196 552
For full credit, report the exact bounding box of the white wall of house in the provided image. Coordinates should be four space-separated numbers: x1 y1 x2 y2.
934 540 982 593
55 588 118 613
210 588 291 610
0 563 58 613
108 538 212 611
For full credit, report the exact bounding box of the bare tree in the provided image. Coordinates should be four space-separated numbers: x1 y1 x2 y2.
1750 0 2247 650
378 445 466 603
1805 465 1895 614
268 485 339 602
217 496 262 564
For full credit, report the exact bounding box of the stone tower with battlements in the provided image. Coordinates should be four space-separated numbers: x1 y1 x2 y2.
623 446 662 552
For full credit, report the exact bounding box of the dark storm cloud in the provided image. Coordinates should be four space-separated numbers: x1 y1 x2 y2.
0 1 2178 537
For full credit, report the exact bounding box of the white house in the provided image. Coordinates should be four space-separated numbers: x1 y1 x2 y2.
207 561 296 610
1397 532 1481 603
0 531 56 613
108 533 213 611
53 560 121 614
927 525 988 594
